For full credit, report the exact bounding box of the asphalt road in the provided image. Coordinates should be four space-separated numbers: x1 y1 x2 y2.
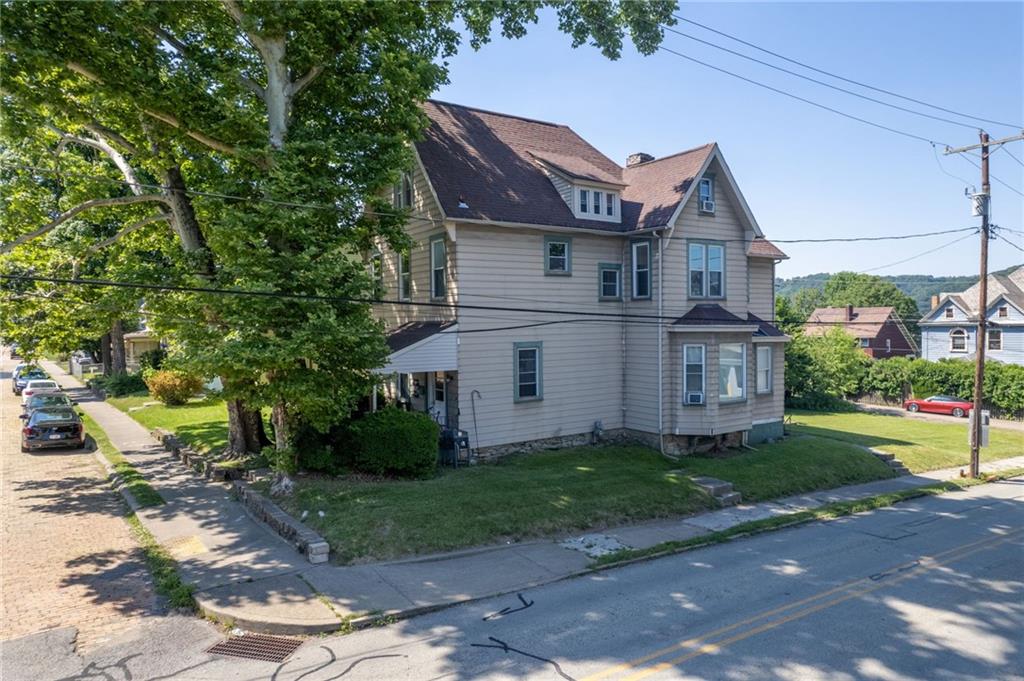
3 470 1021 681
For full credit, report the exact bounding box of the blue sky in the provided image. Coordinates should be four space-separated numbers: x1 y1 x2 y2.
434 2 1024 279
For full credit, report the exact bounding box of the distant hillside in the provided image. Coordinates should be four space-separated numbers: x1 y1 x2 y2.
776 268 1017 313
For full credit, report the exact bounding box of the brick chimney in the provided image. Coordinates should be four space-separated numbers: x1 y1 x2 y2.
626 152 655 167
846 304 855 321
930 294 940 310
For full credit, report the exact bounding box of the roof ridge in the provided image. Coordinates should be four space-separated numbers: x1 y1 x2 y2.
625 142 716 169
426 99 566 129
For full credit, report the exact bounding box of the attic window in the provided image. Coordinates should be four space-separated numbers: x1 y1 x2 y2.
698 177 715 214
998 306 1008 318
575 186 620 222
393 172 413 209
945 307 954 319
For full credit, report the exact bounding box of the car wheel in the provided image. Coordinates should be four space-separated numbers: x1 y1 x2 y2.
952 407 965 418
907 404 919 413
20 443 29 453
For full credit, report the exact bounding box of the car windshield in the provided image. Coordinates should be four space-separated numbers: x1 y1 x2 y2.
29 394 71 408
26 381 58 390
32 409 76 423
20 371 47 380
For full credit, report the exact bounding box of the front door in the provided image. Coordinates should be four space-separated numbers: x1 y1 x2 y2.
430 371 447 426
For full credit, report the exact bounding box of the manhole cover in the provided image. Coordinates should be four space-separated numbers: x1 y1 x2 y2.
206 634 303 662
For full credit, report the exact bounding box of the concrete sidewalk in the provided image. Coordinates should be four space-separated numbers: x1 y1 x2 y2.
43 361 1024 635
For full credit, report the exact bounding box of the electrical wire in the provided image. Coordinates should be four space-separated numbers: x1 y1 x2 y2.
993 232 1024 253
857 231 978 273
654 44 946 146
671 14 1023 130
958 155 1024 197
662 26 978 131
931 143 975 188
996 145 1024 168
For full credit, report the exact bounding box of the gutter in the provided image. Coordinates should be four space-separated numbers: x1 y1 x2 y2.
453 217 668 238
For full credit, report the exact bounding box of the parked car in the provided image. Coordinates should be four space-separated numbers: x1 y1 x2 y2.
902 395 973 418
21 407 85 452
21 379 61 405
12 367 48 395
23 392 76 414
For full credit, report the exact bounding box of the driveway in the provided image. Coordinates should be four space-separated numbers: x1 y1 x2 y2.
856 401 1024 432
0 351 161 654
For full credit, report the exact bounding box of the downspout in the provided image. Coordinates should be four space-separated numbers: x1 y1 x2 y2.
621 238 628 429
657 231 665 456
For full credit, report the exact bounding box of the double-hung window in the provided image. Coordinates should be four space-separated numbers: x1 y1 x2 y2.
544 236 572 275
370 251 384 292
393 172 412 208
698 177 714 213
398 250 411 300
950 329 966 352
683 344 705 405
514 342 542 402
579 188 589 214
719 343 746 402
606 193 615 216
945 307 954 319
632 241 651 299
430 236 446 299
755 345 772 394
998 306 1008 318
598 263 621 300
988 329 1002 350
688 242 724 298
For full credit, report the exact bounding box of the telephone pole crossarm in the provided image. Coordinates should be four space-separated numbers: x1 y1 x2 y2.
944 132 1024 155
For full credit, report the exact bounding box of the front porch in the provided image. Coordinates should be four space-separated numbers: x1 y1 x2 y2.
376 320 461 432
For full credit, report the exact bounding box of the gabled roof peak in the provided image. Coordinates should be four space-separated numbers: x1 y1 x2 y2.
625 142 716 169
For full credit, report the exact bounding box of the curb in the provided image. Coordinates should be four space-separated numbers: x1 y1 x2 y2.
91 448 143 513
148 427 329 564
194 592 343 636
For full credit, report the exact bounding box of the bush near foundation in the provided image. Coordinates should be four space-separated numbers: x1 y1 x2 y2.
348 409 439 479
145 370 204 406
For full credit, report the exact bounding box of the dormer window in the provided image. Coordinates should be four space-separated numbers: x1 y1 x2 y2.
574 186 620 222
945 307 954 319
698 176 715 214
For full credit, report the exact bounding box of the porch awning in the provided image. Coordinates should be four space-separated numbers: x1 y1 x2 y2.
377 321 458 374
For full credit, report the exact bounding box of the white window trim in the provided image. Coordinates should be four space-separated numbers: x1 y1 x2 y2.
719 343 746 403
949 328 967 352
988 329 1002 351
632 240 652 300
945 307 954 319
688 241 725 299
572 185 621 222
698 176 715 214
430 236 446 299
756 345 772 394
683 344 706 405
398 250 411 301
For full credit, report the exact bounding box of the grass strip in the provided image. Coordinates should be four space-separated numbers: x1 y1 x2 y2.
82 412 165 508
592 468 1024 568
124 513 196 610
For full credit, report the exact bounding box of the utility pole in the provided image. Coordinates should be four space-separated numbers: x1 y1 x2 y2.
943 131 1024 477
971 131 989 478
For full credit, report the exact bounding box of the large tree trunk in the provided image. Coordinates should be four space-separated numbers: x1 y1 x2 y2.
109 320 127 374
100 333 112 376
226 397 270 455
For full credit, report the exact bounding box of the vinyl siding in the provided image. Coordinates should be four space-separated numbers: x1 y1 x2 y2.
541 168 575 210
455 224 626 448
748 259 775 320
623 237 660 433
752 344 785 422
375 159 456 329
922 325 1024 365
925 300 970 323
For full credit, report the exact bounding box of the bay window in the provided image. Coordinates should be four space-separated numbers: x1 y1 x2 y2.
756 345 772 394
683 344 705 404
719 343 746 402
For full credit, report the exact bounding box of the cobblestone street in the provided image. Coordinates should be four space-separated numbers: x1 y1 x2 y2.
1 352 161 651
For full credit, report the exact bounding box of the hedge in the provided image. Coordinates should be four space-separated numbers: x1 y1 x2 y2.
348 408 440 479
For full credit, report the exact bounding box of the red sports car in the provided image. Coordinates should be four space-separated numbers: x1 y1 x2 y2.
902 395 973 418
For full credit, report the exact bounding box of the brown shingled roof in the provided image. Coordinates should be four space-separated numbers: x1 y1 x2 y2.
747 238 788 260
805 306 896 337
415 100 715 233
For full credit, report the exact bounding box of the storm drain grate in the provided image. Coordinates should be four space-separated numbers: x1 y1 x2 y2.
206 634 303 662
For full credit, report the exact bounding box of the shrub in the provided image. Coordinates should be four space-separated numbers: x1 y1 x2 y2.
138 348 166 374
145 370 204 406
862 356 913 401
348 408 439 479
94 371 147 396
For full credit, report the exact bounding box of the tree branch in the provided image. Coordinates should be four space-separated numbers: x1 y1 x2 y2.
87 213 170 252
49 125 145 194
0 194 169 254
290 65 323 97
239 74 265 100
83 123 138 155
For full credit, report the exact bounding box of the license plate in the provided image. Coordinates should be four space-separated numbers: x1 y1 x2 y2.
48 434 64 440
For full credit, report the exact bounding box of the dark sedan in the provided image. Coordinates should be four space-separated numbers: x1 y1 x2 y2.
12 367 48 395
21 407 85 452
23 392 76 414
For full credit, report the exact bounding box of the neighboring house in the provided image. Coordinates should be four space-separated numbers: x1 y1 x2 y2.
804 306 917 358
373 100 790 457
919 265 1024 364
123 329 161 373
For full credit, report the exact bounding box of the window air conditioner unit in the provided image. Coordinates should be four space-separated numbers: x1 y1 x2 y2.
701 200 716 213
686 391 704 405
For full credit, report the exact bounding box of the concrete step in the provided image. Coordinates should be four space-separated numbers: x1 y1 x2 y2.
891 466 911 476
886 459 906 468
691 476 734 496
872 451 895 461
718 491 742 507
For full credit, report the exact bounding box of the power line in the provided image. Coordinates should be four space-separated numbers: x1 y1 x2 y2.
662 26 978 131
958 155 1024 197
993 232 1024 253
672 14 1023 130
996 145 1024 167
857 231 978 274
931 144 975 188
655 44 945 146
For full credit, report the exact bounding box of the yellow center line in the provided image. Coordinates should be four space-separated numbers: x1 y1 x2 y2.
580 529 1020 681
617 530 1020 681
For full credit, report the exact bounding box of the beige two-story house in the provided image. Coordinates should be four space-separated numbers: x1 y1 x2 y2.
374 100 789 457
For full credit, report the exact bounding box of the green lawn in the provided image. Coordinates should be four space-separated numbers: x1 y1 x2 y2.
273 437 896 564
671 435 895 502
82 412 164 508
107 394 230 455
788 410 1024 473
